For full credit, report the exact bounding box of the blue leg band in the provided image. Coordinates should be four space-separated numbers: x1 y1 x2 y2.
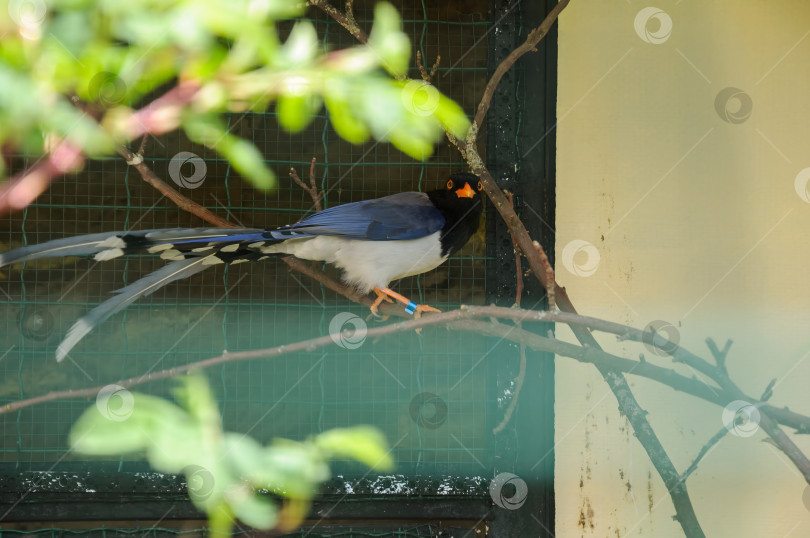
405 301 418 315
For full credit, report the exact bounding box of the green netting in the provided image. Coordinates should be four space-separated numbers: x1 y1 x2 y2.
0 0 495 492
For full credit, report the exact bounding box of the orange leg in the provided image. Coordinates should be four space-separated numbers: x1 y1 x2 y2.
370 288 394 316
373 287 441 317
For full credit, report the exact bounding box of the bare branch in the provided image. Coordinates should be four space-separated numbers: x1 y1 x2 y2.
0 307 725 418
492 341 526 435
706 337 732 374
680 426 729 482
760 378 776 402
290 157 323 212
532 240 556 310
308 0 368 44
472 0 570 132
117 146 234 228
416 50 441 82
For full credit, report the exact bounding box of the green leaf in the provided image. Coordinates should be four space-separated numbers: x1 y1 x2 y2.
276 92 321 133
314 426 393 471
323 92 369 144
278 21 319 68
433 93 471 140
173 374 221 429
387 128 435 160
225 435 328 497
226 485 279 530
219 136 277 190
368 2 410 76
183 115 276 190
69 376 392 537
69 392 194 456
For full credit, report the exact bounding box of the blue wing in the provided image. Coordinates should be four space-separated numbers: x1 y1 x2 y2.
275 191 445 241
167 192 444 247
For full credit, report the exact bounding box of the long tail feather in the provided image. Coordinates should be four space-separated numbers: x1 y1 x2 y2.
1 227 299 361
55 256 215 362
0 228 269 267
0 231 129 266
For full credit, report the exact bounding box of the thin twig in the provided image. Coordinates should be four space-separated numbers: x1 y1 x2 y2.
416 50 441 83
137 134 149 156
290 157 323 212
760 378 776 402
680 426 729 482
117 146 234 228
308 0 368 44
492 342 526 435
472 0 570 131
533 240 556 310
492 191 525 434
503 191 524 307
0 308 725 417
706 337 732 374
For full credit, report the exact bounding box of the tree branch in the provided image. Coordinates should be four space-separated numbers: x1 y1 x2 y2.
290 157 323 212
0 307 729 418
680 426 729 483
308 0 368 44
416 50 441 82
458 2 702 527
118 146 234 228
472 0 570 132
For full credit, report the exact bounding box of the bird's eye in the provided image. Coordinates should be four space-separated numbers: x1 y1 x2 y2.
477 180 483 191
446 179 454 189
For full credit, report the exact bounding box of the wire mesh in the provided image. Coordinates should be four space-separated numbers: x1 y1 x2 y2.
0 0 496 501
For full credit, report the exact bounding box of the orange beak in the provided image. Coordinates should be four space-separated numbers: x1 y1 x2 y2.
455 182 476 199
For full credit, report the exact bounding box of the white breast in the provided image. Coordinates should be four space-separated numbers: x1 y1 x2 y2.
261 233 446 293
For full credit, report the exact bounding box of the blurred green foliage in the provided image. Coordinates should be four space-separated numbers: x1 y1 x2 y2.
0 0 469 189
70 375 393 535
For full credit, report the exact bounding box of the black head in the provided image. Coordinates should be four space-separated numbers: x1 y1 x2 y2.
427 173 484 257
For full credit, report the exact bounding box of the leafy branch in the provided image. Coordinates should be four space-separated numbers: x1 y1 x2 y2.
70 374 392 536
0 0 469 213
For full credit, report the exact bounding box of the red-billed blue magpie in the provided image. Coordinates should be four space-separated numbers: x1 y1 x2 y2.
0 173 483 361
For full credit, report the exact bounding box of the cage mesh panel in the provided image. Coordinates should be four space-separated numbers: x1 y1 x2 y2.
0 0 492 495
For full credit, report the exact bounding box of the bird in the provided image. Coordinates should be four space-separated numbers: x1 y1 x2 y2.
0 173 484 361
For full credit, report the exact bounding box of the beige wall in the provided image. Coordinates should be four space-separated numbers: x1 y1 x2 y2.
556 1 810 536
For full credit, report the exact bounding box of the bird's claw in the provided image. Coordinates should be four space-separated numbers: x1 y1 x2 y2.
413 304 441 318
